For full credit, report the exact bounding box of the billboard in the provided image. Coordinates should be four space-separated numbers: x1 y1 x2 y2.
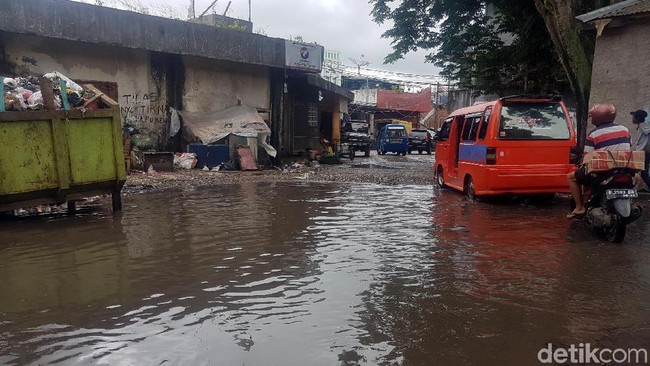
285 40 323 72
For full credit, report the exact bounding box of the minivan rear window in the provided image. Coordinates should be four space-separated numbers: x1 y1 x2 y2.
386 128 406 137
498 102 570 140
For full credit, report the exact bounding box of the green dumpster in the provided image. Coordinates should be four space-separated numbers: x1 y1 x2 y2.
0 107 126 212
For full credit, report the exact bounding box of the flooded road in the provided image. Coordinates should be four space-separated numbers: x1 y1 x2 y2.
1 182 650 365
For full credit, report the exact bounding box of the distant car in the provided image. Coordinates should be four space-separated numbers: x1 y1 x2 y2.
342 120 372 157
376 124 409 155
408 129 435 154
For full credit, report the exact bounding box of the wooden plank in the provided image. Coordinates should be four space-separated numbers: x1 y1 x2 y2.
83 84 118 106
39 76 56 111
81 92 102 108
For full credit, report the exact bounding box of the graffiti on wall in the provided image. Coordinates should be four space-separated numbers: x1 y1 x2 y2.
120 93 167 125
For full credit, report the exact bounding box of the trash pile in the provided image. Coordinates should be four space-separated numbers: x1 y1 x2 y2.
174 153 198 170
2 71 103 111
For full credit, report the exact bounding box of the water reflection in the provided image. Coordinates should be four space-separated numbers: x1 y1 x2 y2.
0 183 649 365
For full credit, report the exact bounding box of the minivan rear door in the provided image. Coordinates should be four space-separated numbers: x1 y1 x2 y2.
494 101 574 165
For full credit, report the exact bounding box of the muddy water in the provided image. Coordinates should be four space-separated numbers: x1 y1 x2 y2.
1 182 650 365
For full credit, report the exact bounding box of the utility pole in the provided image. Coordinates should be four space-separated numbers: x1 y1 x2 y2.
249 0 252 21
188 0 195 19
434 82 440 129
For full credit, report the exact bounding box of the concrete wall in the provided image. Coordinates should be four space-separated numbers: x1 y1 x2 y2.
448 90 476 112
0 0 285 69
1 33 274 150
590 19 650 135
0 33 165 144
182 56 270 113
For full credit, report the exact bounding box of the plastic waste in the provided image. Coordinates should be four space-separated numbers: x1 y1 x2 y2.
173 152 197 169
43 71 83 92
169 107 181 137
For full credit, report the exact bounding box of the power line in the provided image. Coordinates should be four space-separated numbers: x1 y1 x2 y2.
339 70 457 88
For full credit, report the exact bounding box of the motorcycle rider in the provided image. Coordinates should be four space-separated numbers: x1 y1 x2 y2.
567 103 631 219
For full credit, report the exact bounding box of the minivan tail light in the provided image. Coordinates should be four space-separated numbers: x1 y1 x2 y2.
486 147 497 165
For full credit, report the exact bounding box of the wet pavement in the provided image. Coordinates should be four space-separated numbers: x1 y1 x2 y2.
1 160 650 365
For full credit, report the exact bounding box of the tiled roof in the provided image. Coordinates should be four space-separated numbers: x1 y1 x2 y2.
577 0 650 23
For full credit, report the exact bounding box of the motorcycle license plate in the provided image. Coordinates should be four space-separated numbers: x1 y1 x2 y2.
606 189 638 199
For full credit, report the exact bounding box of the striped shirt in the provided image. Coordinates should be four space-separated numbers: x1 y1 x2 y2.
584 122 631 154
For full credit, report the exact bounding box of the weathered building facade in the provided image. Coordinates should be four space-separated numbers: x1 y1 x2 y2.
578 0 650 132
0 0 350 156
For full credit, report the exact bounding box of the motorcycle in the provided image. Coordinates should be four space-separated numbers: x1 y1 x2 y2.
576 167 643 243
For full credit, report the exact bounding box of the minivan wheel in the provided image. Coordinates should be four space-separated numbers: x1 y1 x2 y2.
436 167 446 188
464 176 476 200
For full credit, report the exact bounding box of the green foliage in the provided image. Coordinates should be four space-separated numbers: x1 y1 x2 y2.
370 0 574 96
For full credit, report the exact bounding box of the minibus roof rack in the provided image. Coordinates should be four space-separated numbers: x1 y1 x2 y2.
500 94 562 101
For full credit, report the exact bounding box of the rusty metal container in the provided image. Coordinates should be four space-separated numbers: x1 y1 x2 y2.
0 107 126 212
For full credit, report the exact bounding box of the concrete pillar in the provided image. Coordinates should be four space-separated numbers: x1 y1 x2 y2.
332 110 340 145
270 68 285 160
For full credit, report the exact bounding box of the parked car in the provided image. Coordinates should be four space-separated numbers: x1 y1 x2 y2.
342 120 372 157
376 124 409 155
408 129 435 154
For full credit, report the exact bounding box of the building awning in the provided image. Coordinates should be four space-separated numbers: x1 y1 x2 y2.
304 74 355 101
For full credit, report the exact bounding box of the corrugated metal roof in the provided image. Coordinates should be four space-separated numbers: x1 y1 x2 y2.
577 0 650 23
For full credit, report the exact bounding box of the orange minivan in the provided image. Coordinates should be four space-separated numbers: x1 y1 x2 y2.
434 95 577 199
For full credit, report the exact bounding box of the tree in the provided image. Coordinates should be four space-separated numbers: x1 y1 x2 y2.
370 0 611 148
532 0 611 148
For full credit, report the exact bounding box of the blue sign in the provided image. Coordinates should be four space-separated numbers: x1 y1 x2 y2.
459 144 487 163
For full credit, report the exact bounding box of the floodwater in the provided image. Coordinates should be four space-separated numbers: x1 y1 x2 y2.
1 182 650 365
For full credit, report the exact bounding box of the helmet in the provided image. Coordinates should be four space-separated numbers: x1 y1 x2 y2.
589 103 617 126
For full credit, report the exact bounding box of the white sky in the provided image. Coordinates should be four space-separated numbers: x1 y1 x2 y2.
76 0 443 83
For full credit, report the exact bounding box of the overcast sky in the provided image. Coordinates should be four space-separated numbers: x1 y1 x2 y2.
221 0 439 76
78 0 442 80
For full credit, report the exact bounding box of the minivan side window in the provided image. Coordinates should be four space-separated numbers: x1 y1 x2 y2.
462 115 481 141
437 120 451 141
478 107 492 140
468 117 481 141
461 117 473 141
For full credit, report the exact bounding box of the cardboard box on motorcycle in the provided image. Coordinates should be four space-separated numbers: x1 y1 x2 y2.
583 150 645 173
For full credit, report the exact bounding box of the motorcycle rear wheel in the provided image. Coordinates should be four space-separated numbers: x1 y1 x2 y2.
605 218 626 243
